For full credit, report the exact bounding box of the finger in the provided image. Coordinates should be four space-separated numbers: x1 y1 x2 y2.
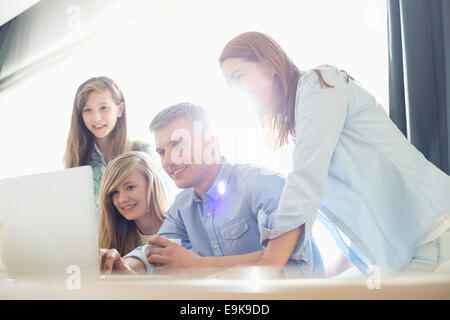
146 235 172 247
104 249 120 275
148 253 168 265
113 256 128 272
147 246 165 258
99 253 105 272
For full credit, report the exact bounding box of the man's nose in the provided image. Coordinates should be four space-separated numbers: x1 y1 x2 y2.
163 154 173 173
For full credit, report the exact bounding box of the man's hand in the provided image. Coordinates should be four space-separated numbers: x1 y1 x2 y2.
145 236 202 273
99 248 140 275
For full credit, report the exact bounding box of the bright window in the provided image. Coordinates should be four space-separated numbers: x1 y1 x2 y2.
0 0 388 270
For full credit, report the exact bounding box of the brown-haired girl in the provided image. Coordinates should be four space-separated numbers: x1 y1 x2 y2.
64 76 148 214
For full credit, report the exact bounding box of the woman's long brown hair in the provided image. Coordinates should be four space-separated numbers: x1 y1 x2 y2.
219 32 351 149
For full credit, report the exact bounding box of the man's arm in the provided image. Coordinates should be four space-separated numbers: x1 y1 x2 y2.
147 169 288 274
146 236 264 274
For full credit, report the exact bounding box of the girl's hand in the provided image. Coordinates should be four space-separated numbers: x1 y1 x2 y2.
98 248 138 275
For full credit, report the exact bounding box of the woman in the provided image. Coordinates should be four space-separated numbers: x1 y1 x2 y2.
98 151 168 257
219 31 450 277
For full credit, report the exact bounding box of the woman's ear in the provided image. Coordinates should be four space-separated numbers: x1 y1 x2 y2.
260 58 277 76
117 102 125 118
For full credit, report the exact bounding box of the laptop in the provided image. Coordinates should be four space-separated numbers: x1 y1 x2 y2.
0 166 100 279
0 166 174 282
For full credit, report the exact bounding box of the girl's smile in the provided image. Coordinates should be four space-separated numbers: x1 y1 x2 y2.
111 168 148 221
82 89 124 141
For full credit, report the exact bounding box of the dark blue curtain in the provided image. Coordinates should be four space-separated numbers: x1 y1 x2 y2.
388 0 450 174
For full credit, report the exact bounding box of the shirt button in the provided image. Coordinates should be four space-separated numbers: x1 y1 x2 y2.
231 229 236 236
213 243 218 249
206 212 212 217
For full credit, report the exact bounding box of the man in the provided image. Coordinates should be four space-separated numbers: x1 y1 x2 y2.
100 102 325 278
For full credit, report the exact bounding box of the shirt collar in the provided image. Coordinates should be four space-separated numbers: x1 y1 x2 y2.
192 157 233 204
90 142 106 165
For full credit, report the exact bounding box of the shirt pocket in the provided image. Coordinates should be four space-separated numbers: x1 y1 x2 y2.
218 217 249 254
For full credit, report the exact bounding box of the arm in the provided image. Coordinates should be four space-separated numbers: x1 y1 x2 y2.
200 250 264 268
327 253 353 277
256 225 304 271
99 204 188 275
147 166 289 274
147 235 264 275
254 68 349 274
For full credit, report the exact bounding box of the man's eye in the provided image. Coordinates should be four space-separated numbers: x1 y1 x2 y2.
174 140 183 149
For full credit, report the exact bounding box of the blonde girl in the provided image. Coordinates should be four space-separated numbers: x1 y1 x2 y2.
98 151 168 256
219 31 450 277
65 76 148 212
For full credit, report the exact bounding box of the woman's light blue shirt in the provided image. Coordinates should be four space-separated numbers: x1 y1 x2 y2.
258 65 450 276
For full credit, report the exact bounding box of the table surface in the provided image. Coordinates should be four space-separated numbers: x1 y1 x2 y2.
1 272 449 300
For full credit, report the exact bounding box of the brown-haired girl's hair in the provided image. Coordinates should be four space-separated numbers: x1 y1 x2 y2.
64 76 129 168
219 32 352 149
98 151 168 256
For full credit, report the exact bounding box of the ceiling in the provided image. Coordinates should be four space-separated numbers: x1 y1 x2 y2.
0 0 41 27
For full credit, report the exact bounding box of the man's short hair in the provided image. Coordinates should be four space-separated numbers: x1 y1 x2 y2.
149 102 211 132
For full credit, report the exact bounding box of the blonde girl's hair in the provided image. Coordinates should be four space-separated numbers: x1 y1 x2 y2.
64 76 129 168
219 31 352 149
98 151 168 256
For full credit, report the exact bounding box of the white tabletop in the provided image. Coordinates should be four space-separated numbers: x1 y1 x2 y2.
1 271 449 300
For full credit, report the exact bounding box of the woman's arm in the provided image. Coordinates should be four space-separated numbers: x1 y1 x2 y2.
327 253 353 277
256 225 304 271
254 67 349 273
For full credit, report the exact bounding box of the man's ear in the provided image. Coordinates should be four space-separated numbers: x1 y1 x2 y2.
203 130 221 165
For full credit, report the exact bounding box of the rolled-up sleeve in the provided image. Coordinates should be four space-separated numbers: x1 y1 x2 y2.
123 204 192 274
123 245 153 273
258 67 348 275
